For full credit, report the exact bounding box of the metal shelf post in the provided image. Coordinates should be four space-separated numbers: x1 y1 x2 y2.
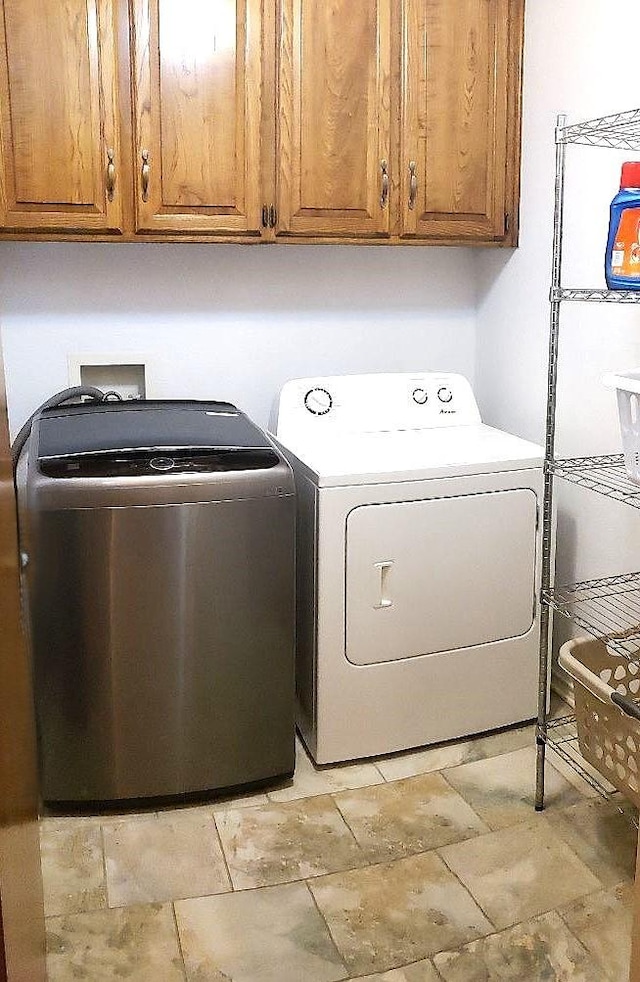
536 114 566 810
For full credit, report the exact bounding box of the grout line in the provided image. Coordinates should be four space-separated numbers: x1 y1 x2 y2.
435 845 498 934
371 761 387 782
555 893 623 982
99 822 111 909
302 879 350 982
329 794 368 856
170 901 189 982
435 769 491 831
211 809 235 893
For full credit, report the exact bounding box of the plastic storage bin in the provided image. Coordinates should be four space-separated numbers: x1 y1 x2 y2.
559 636 640 807
603 369 640 483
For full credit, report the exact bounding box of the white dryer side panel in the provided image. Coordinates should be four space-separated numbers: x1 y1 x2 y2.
345 491 537 665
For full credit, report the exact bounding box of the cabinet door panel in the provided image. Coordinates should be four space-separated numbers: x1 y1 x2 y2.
278 0 391 238
0 0 123 232
400 0 513 240
131 0 263 235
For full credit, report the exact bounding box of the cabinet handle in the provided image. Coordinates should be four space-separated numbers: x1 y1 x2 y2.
269 204 277 229
141 150 150 202
408 161 417 211
380 159 389 208
106 148 116 201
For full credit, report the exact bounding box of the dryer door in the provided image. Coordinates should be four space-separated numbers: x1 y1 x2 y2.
345 489 537 665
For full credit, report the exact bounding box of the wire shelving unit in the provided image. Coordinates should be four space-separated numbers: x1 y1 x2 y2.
536 109 640 812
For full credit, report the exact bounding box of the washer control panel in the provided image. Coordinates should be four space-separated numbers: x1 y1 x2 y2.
274 372 482 443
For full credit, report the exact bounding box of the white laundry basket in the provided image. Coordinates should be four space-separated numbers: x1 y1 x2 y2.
604 369 640 482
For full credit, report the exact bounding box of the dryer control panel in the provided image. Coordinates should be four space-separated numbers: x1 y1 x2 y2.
273 372 482 444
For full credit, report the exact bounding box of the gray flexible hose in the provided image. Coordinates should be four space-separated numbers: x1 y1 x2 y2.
11 386 107 470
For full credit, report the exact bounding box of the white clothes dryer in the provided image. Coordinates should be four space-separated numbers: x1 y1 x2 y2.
272 372 544 764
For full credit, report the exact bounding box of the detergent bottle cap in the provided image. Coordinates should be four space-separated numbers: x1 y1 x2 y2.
620 162 640 189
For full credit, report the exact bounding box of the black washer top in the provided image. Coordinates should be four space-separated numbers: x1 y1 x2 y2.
36 400 272 460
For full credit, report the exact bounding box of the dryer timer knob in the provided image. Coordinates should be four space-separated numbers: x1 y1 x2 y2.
412 387 428 405
304 387 333 415
437 386 453 404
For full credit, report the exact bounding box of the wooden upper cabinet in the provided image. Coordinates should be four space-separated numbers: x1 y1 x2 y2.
0 0 522 244
277 0 392 238
130 0 264 235
0 0 123 233
399 0 518 241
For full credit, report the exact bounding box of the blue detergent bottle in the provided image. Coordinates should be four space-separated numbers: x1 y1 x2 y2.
605 161 640 290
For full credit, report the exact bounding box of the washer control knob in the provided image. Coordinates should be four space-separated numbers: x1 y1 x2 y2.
304 387 333 416
437 386 453 404
412 387 428 405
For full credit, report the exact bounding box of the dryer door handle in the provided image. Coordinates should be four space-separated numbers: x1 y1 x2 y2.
374 561 394 609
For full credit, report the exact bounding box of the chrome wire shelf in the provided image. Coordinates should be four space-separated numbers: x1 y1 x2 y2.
542 571 640 659
558 108 640 150
550 454 640 507
545 714 617 797
546 715 640 827
552 287 640 303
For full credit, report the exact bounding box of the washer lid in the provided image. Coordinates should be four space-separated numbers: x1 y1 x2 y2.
35 400 272 460
279 424 544 487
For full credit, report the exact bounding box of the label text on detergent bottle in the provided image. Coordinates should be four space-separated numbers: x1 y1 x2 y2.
612 208 640 278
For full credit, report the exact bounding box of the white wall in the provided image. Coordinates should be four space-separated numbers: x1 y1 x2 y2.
0 242 476 439
475 0 640 596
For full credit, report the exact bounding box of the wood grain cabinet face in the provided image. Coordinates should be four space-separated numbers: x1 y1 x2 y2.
130 0 263 235
277 0 392 238
399 0 516 241
0 0 123 233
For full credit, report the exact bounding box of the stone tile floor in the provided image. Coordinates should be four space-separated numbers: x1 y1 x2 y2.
41 712 639 981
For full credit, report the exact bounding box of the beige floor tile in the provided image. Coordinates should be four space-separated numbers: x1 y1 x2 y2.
175 882 347 982
376 723 534 783
543 797 638 887
438 819 602 931
433 910 604 981
442 746 584 830
103 810 231 907
46 903 185 982
268 739 384 802
559 882 633 982
308 851 494 976
348 963 440 982
334 772 489 862
41 809 158 833
40 820 107 917
215 794 365 889
210 790 271 811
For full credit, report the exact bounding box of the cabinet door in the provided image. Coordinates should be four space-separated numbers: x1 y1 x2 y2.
0 0 123 233
277 0 391 238
130 0 264 236
400 0 518 241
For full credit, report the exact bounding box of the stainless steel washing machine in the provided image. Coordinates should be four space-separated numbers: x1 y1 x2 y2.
18 400 295 803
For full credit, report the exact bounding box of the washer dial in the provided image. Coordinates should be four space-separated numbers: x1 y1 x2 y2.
304 387 333 415
437 386 453 404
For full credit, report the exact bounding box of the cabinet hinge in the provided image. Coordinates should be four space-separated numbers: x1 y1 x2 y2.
504 212 511 236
